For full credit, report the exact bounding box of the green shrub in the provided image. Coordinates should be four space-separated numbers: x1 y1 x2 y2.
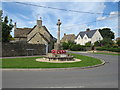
96 47 120 52
62 41 76 50
94 41 101 46
70 44 86 51
85 41 91 47
62 42 69 50
112 46 119 48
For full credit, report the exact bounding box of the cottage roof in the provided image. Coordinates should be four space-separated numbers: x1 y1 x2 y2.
63 34 75 40
61 34 76 42
116 37 120 41
14 25 53 39
14 28 32 38
42 26 53 38
76 29 97 39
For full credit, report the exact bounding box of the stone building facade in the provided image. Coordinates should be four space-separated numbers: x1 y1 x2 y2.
61 33 76 43
14 18 54 52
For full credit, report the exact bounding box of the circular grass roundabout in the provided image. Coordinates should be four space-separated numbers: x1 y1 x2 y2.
2 53 104 69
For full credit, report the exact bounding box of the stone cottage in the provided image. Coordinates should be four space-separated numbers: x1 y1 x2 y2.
61 33 76 43
75 28 103 45
14 17 54 52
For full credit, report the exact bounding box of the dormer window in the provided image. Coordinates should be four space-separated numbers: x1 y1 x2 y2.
84 37 87 39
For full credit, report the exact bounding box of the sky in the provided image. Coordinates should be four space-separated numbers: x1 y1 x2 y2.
1 0 119 39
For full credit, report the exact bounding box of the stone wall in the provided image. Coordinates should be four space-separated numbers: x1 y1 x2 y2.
2 42 46 57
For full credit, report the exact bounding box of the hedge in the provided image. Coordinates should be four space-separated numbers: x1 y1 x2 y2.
96 47 120 52
70 44 86 51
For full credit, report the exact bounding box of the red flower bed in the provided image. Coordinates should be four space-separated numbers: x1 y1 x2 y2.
51 50 66 54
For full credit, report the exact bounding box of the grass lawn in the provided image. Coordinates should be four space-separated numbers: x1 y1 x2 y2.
2 53 102 68
93 52 120 56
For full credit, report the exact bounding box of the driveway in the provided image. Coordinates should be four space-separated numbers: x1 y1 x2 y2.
2 51 118 88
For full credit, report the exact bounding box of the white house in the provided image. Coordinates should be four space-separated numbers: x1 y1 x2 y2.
75 28 103 45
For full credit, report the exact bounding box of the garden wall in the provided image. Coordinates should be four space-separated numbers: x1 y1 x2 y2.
2 42 46 57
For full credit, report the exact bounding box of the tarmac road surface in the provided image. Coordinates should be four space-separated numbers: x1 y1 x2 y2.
2 51 118 88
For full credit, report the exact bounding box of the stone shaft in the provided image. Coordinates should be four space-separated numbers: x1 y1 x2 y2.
57 25 60 44
55 19 61 50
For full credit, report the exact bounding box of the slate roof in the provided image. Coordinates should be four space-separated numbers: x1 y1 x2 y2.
76 29 97 39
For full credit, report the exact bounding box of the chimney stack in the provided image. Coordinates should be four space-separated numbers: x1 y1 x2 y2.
14 22 17 30
64 33 66 36
86 28 90 32
14 22 17 38
37 17 42 27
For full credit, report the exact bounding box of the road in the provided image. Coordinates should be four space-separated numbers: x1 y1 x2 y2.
2 51 118 88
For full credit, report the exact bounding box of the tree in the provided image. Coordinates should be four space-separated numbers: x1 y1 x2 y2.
62 42 69 50
99 38 114 47
117 40 120 46
62 41 76 50
0 10 3 42
99 28 115 39
2 15 13 42
0 10 2 22
94 41 101 47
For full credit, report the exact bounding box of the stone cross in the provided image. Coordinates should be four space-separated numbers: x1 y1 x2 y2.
56 19 62 44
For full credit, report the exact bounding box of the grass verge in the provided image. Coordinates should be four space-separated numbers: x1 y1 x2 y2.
2 53 102 68
94 52 120 56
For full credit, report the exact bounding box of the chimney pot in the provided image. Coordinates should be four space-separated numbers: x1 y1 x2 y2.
14 22 16 26
37 17 42 27
86 28 90 32
64 33 66 36
14 22 17 30
40 17 42 20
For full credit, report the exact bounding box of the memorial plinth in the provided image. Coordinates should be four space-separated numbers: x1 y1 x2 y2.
43 19 74 61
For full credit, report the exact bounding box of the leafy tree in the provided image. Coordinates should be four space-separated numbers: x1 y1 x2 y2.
2 16 13 42
62 41 75 50
68 41 75 49
0 10 3 42
62 42 69 50
99 28 115 39
117 40 120 46
94 41 101 47
99 38 114 47
0 10 2 22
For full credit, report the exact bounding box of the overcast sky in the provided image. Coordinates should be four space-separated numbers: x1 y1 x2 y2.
1 0 119 39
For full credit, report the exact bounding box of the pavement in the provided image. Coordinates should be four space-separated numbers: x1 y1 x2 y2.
2 51 118 88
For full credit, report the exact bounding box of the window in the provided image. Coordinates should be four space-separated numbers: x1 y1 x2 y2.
78 37 80 40
84 37 87 39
